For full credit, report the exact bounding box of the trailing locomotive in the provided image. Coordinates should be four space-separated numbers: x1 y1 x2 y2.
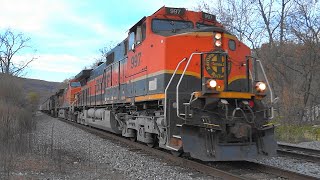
42 6 278 161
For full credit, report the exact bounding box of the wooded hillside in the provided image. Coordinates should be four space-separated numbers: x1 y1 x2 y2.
197 0 320 124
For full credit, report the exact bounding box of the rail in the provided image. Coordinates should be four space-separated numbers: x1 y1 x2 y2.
277 143 320 163
56 116 246 180
56 115 317 180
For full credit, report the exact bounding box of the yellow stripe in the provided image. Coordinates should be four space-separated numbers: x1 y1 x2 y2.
224 33 237 41
172 31 237 41
255 94 266 100
130 70 248 83
164 69 201 78
134 93 165 102
130 74 147 82
128 69 201 83
194 91 255 99
173 32 213 37
127 70 251 94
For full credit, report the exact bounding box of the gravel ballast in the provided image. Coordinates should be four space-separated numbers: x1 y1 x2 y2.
252 140 320 178
279 141 320 150
252 156 320 178
4 112 215 179
2 112 320 179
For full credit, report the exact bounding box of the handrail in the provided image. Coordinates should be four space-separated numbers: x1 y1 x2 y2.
247 56 276 119
176 53 202 119
256 60 275 119
164 57 187 149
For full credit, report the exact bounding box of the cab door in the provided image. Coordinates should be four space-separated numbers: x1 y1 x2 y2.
126 20 148 98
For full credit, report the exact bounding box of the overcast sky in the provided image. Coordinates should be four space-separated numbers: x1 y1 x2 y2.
1 0 199 82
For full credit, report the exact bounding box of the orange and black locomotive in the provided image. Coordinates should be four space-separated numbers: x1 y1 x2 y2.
42 6 278 161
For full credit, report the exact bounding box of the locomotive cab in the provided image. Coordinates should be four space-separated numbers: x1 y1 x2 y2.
66 81 81 106
58 81 81 120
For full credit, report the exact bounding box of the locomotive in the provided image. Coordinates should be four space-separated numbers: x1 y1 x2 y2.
41 6 278 161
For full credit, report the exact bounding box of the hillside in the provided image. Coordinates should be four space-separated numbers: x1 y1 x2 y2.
5 76 64 104
20 77 64 103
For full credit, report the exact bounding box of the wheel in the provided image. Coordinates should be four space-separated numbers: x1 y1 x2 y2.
146 135 158 148
130 137 137 142
171 150 183 157
147 141 156 148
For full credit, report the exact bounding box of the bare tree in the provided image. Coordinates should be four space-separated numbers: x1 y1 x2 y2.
0 29 36 76
196 0 319 123
287 0 320 122
89 41 117 69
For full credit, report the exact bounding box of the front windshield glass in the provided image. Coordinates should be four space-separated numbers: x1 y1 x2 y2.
152 19 194 33
196 23 214 29
70 82 81 87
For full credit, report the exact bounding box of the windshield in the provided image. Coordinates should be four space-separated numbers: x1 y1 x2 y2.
196 23 214 29
152 19 194 33
70 82 81 87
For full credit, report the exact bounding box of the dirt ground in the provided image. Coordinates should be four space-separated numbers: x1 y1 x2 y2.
0 151 125 180
0 114 126 180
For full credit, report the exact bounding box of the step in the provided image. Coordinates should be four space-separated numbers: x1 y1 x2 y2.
179 113 192 116
166 145 180 151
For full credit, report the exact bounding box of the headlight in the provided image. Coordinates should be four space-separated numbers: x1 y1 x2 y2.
215 40 222 47
215 33 222 40
256 82 266 92
208 79 217 88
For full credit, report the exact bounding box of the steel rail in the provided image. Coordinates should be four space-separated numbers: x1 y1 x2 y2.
56 118 246 180
277 143 320 163
53 115 317 180
244 161 316 180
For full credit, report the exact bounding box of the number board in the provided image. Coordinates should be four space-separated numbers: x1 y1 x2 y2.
165 7 186 16
202 12 216 22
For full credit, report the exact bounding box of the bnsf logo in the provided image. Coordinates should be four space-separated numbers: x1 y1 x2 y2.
170 8 181 14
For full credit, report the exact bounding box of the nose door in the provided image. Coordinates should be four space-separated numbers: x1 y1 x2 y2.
201 52 229 94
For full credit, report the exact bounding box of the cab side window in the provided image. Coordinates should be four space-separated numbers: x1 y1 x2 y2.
141 23 146 41
128 32 135 51
136 27 142 44
128 21 147 51
124 40 128 56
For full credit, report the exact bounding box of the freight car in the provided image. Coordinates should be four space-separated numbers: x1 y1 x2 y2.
40 88 64 116
43 6 278 161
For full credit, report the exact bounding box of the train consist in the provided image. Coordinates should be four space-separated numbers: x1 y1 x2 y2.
41 6 278 161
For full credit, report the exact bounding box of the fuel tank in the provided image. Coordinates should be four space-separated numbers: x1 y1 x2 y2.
85 109 121 134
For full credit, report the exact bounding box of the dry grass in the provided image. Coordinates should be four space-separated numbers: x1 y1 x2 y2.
0 74 36 177
275 123 320 143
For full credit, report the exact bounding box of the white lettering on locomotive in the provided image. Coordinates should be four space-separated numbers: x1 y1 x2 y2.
170 9 181 15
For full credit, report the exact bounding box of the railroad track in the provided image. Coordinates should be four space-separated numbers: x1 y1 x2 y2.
277 143 320 163
56 117 316 180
